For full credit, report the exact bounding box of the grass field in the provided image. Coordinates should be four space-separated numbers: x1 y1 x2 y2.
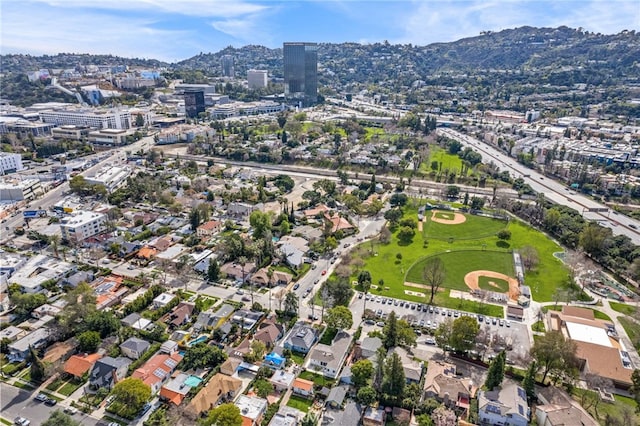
610 301 637 316
572 389 640 424
352 200 569 306
618 317 640 351
426 146 464 174
286 395 313 412
406 250 514 292
423 212 508 240
478 276 510 293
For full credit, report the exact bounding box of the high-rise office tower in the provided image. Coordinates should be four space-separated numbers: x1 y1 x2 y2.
184 90 205 118
221 55 235 78
283 42 318 107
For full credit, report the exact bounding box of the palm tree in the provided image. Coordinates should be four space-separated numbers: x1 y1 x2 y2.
49 234 60 258
238 256 252 305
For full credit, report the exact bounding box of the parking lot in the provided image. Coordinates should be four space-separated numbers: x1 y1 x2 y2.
358 294 532 365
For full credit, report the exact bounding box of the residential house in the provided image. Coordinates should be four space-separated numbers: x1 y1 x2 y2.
235 395 268 426
269 370 295 392
278 244 305 270
231 309 264 330
160 373 195 406
423 361 473 411
197 220 222 238
391 347 423 384
263 352 286 370
121 312 153 331
322 401 362 426
188 373 243 416
309 331 352 379
535 386 599 426
42 341 75 368
357 336 382 360
32 304 62 319
303 204 330 219
478 382 530 426
194 303 235 332
325 213 355 234
283 322 318 354
163 301 196 328
220 357 242 376
160 340 179 354
131 352 183 394
64 353 102 378
120 337 151 360
250 268 293 287
326 385 348 409
391 407 411 425
268 407 303 426
89 356 131 389
7 328 51 362
221 262 256 281
254 320 284 348
0 326 26 343
292 378 314 397
228 202 260 219
153 292 176 309
363 407 385 426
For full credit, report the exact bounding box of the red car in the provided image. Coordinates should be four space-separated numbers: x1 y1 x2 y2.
321 270 327 275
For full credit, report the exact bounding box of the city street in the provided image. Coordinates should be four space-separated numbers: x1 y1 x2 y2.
0 385 102 426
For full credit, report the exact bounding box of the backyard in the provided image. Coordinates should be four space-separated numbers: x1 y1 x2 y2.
286 395 313 413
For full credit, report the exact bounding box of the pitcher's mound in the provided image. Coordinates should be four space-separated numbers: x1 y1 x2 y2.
464 270 520 300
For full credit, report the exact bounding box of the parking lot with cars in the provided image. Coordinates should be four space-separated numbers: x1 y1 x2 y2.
359 294 532 364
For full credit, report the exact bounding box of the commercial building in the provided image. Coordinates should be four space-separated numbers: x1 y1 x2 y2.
247 69 268 89
84 165 131 192
211 100 284 119
184 90 205 118
88 129 136 147
0 178 43 201
39 107 136 129
51 125 91 141
9 254 75 293
60 210 108 242
221 55 235 78
0 153 24 175
283 42 318 107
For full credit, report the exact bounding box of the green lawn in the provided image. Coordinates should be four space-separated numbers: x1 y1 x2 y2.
478 276 510 293
353 201 569 308
427 146 464 174
423 213 508 241
286 395 313 413
618 317 640 351
289 352 306 365
298 370 335 388
59 379 84 396
531 321 545 332
587 308 612 322
406 250 514 292
572 389 640 424
610 301 637 316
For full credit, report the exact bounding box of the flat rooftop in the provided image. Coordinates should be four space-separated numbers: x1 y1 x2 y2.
565 321 611 347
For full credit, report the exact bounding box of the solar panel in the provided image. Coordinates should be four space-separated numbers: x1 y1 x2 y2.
517 387 526 400
153 368 167 379
518 405 524 415
486 405 501 414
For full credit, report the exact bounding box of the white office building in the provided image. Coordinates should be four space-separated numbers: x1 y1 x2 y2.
39 107 135 129
247 70 268 89
10 254 75 293
0 179 43 201
60 210 107 242
84 166 132 192
0 153 24 175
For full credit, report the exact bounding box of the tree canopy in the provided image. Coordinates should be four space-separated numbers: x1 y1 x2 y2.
202 403 243 426
181 343 227 371
325 306 353 331
111 377 151 414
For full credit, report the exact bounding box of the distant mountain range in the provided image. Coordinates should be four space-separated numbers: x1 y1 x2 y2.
2 26 639 85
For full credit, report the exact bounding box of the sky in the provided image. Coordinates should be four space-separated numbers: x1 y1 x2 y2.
1 0 639 62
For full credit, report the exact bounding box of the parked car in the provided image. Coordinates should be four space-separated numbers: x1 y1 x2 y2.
63 407 78 415
44 398 57 406
14 417 30 426
425 337 437 345
34 393 48 402
293 283 300 290
321 270 327 275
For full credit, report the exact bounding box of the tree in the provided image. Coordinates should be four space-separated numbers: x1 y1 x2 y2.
351 359 374 389
181 343 227 371
485 350 506 390
323 278 353 307
374 346 386 389
77 330 101 353
390 193 409 207
253 379 274 398
434 319 453 351
519 245 539 271
396 319 417 347
397 226 416 243
579 222 610 257
249 210 272 240
111 377 151 414
300 412 318 426
470 196 485 210
249 340 267 361
202 403 242 426
530 330 578 383
325 306 353 331
445 186 459 198
422 257 445 304
382 351 405 403
284 292 298 316
29 345 46 382
431 406 457 426
630 369 640 413
384 208 403 225
522 360 537 402
42 410 81 426
496 229 511 241
207 258 220 282
383 311 399 349
449 316 479 353
49 234 61 258
357 385 378 406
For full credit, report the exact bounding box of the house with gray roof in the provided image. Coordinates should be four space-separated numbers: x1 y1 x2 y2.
326 385 348 409
7 328 51 362
321 401 362 426
120 337 151 360
309 331 352 379
231 309 264 330
121 312 153 330
391 346 424 384
89 356 131 389
283 322 318 354
478 381 529 426
358 336 382 360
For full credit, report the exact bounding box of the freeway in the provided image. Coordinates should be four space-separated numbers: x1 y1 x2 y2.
438 128 640 245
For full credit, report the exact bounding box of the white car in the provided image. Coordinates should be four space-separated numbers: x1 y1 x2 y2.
14 418 30 426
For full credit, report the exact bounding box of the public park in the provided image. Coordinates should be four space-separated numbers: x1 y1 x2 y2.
349 199 576 315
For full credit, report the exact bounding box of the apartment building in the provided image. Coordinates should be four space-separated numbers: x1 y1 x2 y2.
60 210 108 242
0 153 24 175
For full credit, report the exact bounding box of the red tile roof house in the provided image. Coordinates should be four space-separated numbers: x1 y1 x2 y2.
197 220 223 238
131 352 183 394
64 353 102 378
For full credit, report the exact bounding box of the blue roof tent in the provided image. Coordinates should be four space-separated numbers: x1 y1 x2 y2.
264 352 286 369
